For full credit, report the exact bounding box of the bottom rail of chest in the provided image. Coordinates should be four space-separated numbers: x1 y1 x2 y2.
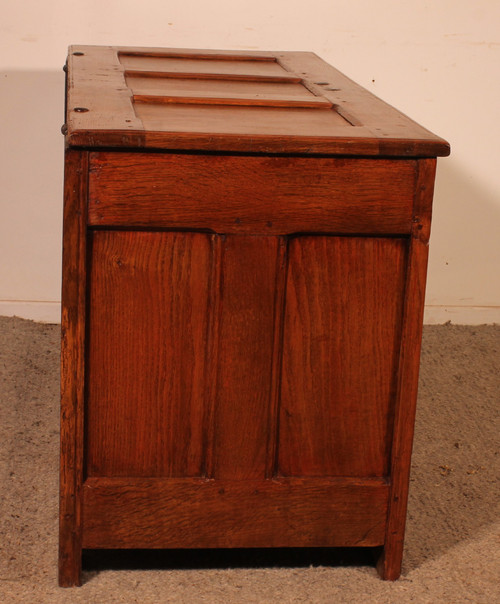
81 477 389 549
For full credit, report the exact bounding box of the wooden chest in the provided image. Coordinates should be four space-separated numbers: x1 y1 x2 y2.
59 45 449 586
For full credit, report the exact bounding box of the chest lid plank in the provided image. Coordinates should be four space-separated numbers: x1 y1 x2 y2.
65 45 449 157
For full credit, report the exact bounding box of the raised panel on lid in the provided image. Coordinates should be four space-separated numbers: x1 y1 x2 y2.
119 52 296 80
127 75 332 108
123 52 333 110
126 77 315 98
133 103 351 135
66 45 451 155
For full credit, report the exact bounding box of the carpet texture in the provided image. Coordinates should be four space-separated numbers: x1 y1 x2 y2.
0 316 499 603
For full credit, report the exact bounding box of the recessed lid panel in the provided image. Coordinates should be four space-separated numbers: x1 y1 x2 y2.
65 45 450 156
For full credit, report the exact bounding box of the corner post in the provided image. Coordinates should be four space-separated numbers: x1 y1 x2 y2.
378 158 436 580
59 149 88 586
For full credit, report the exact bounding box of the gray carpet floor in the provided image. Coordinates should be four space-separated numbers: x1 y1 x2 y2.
1 316 499 603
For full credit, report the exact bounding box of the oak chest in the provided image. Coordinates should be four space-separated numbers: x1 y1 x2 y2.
59 45 449 586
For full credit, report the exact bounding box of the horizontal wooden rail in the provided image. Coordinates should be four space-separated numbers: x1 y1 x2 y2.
82 477 389 549
88 153 416 235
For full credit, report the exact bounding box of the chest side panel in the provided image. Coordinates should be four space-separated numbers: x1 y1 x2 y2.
278 236 408 477
86 230 211 477
78 151 427 554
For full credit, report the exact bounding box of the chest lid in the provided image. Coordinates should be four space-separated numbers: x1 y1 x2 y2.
64 45 449 157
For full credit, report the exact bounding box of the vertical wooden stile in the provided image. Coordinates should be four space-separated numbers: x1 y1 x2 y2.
203 234 223 478
210 235 279 480
59 149 88 587
266 237 288 478
378 159 436 580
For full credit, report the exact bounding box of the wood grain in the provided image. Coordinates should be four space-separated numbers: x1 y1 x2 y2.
117 48 282 60
277 52 451 157
86 230 211 477
88 153 416 235
279 236 407 477
125 76 322 103
59 150 88 587
412 158 437 245
119 53 296 79
82 477 389 549
266 238 288 477
61 45 448 582
208 236 279 479
377 159 436 580
65 46 142 137
133 101 352 134
132 94 332 109
65 45 450 156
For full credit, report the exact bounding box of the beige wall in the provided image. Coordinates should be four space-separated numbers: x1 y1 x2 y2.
1 0 499 323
